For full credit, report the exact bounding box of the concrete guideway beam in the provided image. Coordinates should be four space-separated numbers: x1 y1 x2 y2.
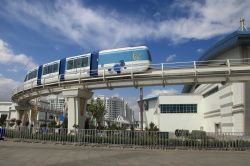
62 89 93 131
11 59 250 103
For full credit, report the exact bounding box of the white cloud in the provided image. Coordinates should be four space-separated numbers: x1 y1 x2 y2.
0 76 21 101
1 0 249 49
166 54 176 62
146 89 178 98
197 48 204 53
0 39 37 70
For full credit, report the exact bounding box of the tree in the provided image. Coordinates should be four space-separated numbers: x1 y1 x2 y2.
73 124 79 129
145 122 159 131
87 98 105 129
16 120 22 126
0 114 8 127
9 118 16 127
25 121 29 127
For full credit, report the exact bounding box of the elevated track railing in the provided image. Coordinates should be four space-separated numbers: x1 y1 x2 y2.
12 58 250 99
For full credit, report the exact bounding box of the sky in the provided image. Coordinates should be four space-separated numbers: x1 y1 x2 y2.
0 0 250 118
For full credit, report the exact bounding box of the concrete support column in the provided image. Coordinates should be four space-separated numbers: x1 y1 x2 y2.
15 105 31 127
62 89 93 131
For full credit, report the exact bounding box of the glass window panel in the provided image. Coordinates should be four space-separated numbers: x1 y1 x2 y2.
184 104 187 113
43 67 46 75
32 71 35 78
46 65 50 74
160 104 197 113
52 65 54 73
34 70 37 78
24 75 28 82
53 63 58 73
30 72 33 79
173 105 177 113
67 60 73 70
82 57 88 67
27 73 31 80
75 58 81 68
51 65 54 73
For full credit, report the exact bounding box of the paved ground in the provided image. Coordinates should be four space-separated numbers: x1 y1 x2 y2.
1 141 250 166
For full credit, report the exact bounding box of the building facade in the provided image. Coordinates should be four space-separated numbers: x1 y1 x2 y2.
143 27 250 133
94 96 134 125
104 96 125 121
0 102 17 125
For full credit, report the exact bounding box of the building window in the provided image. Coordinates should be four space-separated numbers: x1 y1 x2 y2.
160 104 197 113
203 86 219 98
144 101 149 110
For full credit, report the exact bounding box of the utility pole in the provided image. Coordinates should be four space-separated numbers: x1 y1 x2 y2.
139 87 143 131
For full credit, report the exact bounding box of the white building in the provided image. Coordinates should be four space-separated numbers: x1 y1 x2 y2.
0 102 18 124
104 96 125 121
142 95 202 132
142 25 250 133
94 96 134 125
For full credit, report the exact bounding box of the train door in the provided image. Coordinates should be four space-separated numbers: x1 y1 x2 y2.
37 65 43 85
59 58 66 81
90 52 99 76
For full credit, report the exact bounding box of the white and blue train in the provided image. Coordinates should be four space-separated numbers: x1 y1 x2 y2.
23 46 152 89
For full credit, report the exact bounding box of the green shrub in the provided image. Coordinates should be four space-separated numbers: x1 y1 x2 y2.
191 130 206 139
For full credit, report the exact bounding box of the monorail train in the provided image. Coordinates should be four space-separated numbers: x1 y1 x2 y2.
23 46 152 89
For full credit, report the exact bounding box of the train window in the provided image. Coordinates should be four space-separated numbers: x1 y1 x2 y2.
45 66 49 74
24 75 28 82
47 65 51 74
33 70 37 78
67 57 88 70
67 60 73 70
53 63 58 73
75 58 81 68
43 66 47 75
30 71 34 79
81 57 88 67
26 70 37 80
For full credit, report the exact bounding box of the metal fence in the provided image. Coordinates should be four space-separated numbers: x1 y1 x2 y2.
1 127 250 151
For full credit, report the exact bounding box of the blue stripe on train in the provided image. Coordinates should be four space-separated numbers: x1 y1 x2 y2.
59 58 66 81
37 65 43 85
90 52 99 76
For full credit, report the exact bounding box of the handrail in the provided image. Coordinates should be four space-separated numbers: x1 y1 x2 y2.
12 58 250 99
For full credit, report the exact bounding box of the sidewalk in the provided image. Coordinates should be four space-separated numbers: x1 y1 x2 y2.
0 141 250 166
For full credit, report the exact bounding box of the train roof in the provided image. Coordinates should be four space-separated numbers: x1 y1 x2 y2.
99 46 148 54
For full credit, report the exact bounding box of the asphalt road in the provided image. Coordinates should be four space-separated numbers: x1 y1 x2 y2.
0 141 250 166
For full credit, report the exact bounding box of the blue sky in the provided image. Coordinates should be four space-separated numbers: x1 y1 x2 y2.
0 0 249 117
